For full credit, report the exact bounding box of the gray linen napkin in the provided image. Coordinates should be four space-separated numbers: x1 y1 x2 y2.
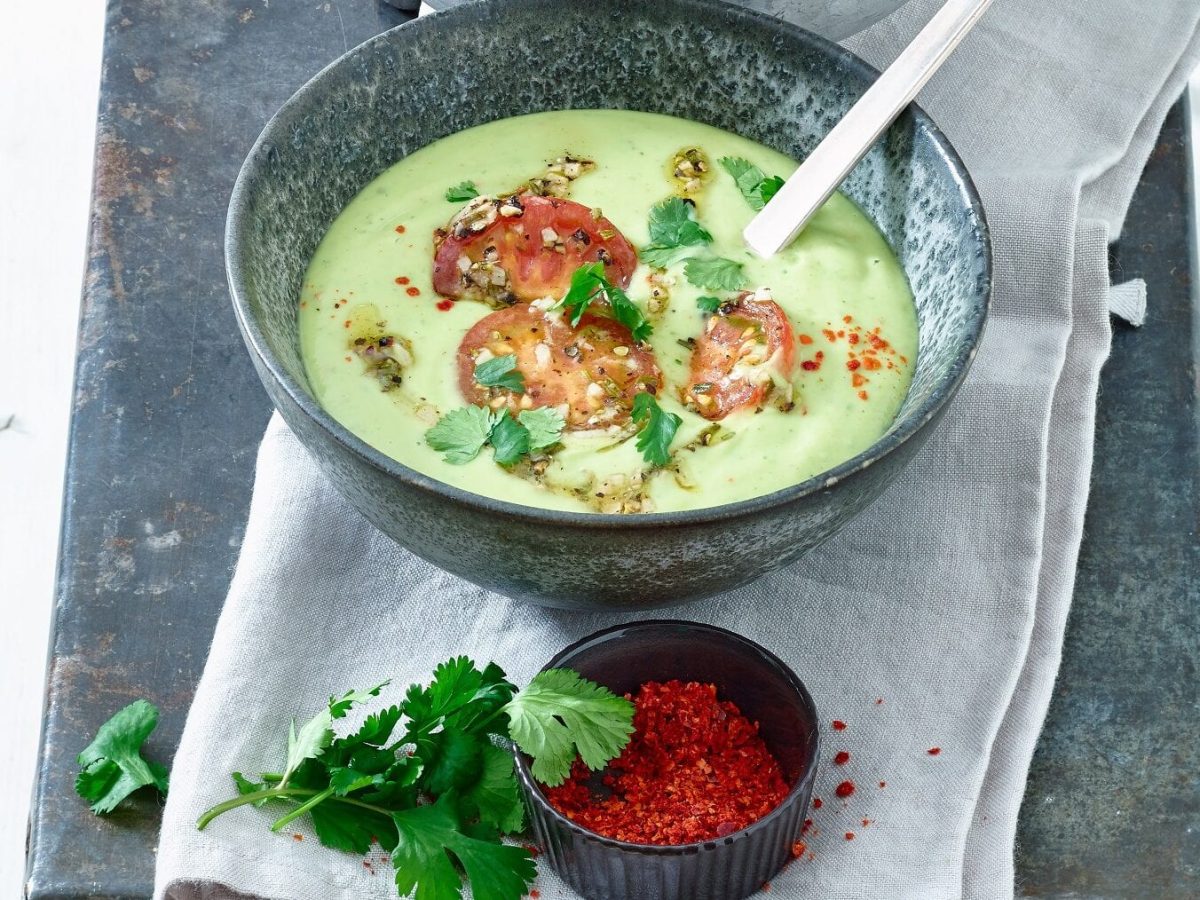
154 1 1200 897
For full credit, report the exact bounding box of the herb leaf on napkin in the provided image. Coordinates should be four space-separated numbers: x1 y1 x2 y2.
197 658 633 900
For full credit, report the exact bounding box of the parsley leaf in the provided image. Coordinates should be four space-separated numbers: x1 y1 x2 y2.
75 699 169 814
632 392 683 467
461 743 525 833
504 668 635 787
518 406 565 451
559 262 652 342
474 354 525 393
280 683 387 788
445 181 479 202
392 797 535 900
426 406 496 465
696 295 723 314
719 156 785 211
684 256 747 291
488 410 531 466
640 197 712 267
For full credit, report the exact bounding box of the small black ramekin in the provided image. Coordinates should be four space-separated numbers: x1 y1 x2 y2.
514 620 820 900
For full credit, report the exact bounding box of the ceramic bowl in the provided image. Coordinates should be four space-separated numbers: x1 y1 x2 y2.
514 620 820 900
226 0 990 610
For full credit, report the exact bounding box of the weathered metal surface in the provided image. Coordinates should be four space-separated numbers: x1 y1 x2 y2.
24 1 1198 897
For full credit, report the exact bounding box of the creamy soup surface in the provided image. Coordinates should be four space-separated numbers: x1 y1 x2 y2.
299 110 917 513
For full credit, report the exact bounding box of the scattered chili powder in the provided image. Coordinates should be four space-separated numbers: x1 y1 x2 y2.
832 720 847 731
847 359 861 371
928 747 941 756
835 780 856 799
791 840 807 859
875 698 884 705
292 833 303 842
857 390 869 401
394 224 406 234
812 797 823 809
879 781 887 788
543 680 790 845
834 751 851 765
845 831 856 841
862 818 871 827
798 333 814 345
394 276 410 285
529 891 541 898
801 359 820 372
406 286 421 297
436 299 453 311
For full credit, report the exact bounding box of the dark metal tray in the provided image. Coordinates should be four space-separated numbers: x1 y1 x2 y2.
24 2 1199 896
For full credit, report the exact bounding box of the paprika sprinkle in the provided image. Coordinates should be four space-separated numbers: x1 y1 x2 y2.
543 680 790 845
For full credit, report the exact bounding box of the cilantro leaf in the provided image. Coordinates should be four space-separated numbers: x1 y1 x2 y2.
474 354 525 393
558 262 652 342
758 174 785 207
518 407 565 451
422 726 484 796
445 181 479 202
632 392 682 467
640 197 712 269
684 256 747 291
392 797 535 900
696 295 723 314
504 668 635 787
281 684 386 788
639 244 684 269
404 657 516 740
311 799 398 854
460 743 525 834
719 157 785 211
488 410 530 467
75 699 169 814
426 406 496 465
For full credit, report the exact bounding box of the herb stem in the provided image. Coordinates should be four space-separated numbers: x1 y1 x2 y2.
197 787 394 831
270 785 336 832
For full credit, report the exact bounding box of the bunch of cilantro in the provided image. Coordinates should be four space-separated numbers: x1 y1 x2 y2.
189 658 634 900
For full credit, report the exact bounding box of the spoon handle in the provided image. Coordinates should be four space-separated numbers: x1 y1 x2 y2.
743 0 995 258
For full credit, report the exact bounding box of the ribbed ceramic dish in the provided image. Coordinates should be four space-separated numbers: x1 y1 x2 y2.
514 621 820 900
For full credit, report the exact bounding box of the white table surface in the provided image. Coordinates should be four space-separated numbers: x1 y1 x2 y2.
1 3 103 896
1 3 1197 898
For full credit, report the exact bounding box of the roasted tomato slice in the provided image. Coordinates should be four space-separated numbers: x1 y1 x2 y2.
433 193 639 307
683 290 796 420
458 303 662 430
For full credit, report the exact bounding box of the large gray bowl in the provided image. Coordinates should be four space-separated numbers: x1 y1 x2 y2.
227 0 990 610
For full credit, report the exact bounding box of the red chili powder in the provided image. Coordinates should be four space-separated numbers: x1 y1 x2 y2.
394 224 406 234
406 286 421 297
845 831 856 841
436 299 453 311
928 747 942 756
832 720 847 731
835 780 856 799
543 680 790 845
812 796 823 809
394 276 410 285
834 751 851 765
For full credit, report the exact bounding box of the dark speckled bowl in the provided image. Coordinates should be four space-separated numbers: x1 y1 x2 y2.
226 0 990 610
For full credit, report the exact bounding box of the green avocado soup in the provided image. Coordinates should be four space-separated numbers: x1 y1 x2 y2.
298 109 917 514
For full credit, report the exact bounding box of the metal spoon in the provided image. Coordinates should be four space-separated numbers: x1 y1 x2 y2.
743 0 995 258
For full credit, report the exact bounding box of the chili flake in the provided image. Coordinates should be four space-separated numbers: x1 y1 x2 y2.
834 751 851 765
835 780 855 799
543 680 790 845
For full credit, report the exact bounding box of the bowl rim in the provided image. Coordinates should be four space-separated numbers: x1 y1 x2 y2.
511 619 821 854
225 0 992 531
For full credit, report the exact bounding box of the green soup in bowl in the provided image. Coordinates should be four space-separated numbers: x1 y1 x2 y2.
227 0 989 609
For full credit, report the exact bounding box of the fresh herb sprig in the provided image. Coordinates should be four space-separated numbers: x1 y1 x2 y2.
75 699 169 814
445 181 480 202
198 660 635 900
558 262 652 342
696 295 724 314
718 157 785 211
632 393 682 467
426 406 565 466
640 197 713 268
